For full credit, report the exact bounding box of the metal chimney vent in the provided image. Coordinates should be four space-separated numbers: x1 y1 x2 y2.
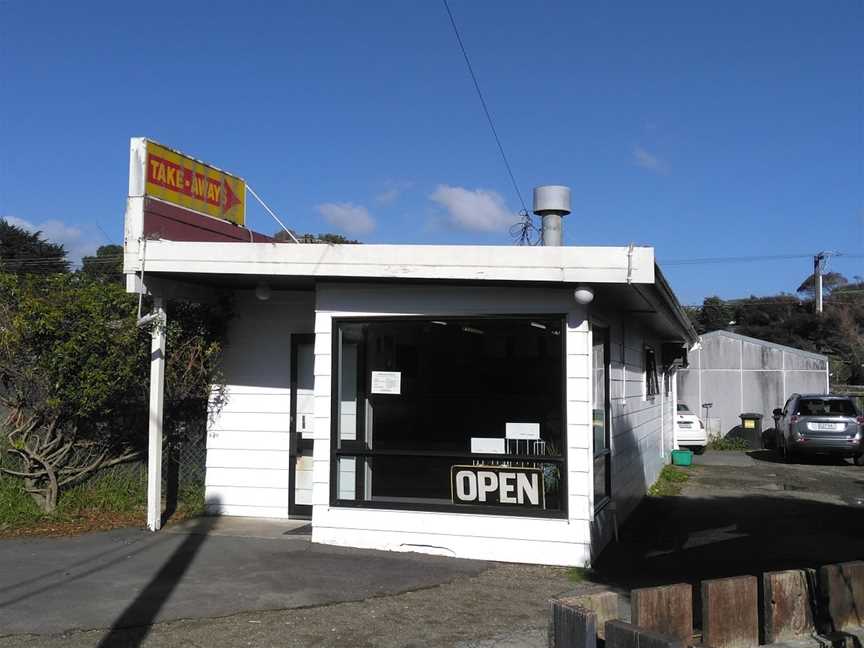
533 186 571 246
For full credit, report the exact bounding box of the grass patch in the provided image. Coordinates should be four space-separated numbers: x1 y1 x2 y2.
1 457 207 537
0 473 45 530
566 567 592 583
648 465 690 497
57 464 147 515
177 480 206 519
706 436 751 451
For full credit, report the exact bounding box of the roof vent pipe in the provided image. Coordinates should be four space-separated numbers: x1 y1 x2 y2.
533 185 571 246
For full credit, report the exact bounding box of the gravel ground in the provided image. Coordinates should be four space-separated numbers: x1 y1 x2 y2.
0 564 580 648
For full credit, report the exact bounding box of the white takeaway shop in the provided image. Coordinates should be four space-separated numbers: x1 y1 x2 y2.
124 138 697 567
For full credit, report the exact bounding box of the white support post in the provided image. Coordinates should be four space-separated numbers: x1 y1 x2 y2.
815 253 825 314
147 298 166 532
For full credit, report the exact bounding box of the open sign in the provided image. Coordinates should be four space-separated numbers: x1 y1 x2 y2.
450 465 545 509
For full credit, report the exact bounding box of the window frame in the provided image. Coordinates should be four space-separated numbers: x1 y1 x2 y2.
644 345 660 399
591 324 612 512
328 314 569 519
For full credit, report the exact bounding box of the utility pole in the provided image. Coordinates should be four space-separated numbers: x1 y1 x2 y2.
814 253 824 313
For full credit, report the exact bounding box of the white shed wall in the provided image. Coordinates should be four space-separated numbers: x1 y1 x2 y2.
205 291 314 517
677 332 829 436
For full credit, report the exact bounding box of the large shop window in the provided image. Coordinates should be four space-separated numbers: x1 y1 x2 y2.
331 316 566 517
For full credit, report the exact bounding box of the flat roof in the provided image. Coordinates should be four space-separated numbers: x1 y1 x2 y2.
701 330 828 361
124 240 657 285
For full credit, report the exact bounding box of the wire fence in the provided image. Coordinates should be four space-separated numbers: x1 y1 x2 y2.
0 406 208 501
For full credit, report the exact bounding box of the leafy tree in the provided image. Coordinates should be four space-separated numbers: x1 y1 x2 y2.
273 230 361 244
797 272 848 298
0 219 69 273
0 273 230 513
81 244 123 282
308 232 360 244
696 296 734 333
684 272 864 386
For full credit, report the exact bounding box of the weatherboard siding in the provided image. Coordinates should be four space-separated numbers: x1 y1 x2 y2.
204 291 314 518
590 315 673 555
309 283 594 567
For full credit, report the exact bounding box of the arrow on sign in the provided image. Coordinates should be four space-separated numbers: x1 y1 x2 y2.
223 180 241 214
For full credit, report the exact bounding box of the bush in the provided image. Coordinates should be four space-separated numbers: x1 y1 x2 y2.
0 272 229 513
706 436 751 451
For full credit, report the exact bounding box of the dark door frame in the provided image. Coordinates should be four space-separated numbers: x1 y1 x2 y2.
289 333 315 518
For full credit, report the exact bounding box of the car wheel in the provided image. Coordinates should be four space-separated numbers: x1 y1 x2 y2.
854 454 864 467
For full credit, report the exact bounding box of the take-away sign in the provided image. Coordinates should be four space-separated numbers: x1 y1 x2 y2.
144 140 246 226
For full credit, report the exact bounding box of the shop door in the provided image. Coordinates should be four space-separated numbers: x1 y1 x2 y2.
289 335 315 517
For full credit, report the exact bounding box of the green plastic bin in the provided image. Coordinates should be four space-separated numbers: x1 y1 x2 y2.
671 449 693 466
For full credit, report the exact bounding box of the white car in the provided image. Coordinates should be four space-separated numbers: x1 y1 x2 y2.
675 403 707 453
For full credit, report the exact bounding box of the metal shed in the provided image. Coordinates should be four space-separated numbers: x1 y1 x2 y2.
677 330 829 439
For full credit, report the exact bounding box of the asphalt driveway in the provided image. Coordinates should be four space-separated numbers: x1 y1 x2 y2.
0 517 490 637
594 449 864 592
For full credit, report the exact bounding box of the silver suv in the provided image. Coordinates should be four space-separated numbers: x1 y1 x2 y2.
774 394 863 465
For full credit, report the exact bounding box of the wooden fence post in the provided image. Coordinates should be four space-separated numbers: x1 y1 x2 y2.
762 569 815 643
819 561 864 633
632 583 693 643
549 600 596 648
702 576 759 648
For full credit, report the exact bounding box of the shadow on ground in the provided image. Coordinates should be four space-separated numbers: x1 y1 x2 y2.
748 449 851 466
593 459 864 594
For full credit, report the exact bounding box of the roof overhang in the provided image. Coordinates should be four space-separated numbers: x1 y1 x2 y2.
124 239 697 346
124 239 655 285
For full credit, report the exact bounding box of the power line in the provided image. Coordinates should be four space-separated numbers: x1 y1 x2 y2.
661 253 814 266
441 0 529 218
661 252 864 266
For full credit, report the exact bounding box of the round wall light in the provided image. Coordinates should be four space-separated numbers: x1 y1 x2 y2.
573 285 594 305
255 282 272 301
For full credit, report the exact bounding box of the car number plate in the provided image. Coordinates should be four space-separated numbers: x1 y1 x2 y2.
811 422 843 431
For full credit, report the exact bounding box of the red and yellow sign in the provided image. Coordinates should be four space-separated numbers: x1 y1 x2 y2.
144 141 246 226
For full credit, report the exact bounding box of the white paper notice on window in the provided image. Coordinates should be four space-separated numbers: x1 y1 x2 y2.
371 371 401 395
505 422 540 440
470 437 505 454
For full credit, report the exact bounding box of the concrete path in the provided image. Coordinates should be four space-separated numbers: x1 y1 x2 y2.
692 450 756 467
0 517 488 637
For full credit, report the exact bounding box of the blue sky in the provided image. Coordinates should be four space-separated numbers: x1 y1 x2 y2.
1 1 861 304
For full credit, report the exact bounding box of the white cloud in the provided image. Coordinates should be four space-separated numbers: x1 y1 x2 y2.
633 146 669 174
375 181 414 206
316 202 376 235
429 185 515 233
375 188 400 206
3 215 100 265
